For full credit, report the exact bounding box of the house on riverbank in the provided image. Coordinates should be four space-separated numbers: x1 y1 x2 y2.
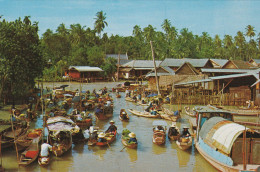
66 66 103 82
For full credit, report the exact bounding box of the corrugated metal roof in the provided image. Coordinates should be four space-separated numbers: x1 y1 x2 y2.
174 78 211 86
160 58 209 68
201 68 254 73
145 66 175 77
69 66 103 72
162 66 175 74
122 60 161 68
210 59 228 67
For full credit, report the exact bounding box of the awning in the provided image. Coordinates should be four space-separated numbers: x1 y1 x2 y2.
212 123 248 155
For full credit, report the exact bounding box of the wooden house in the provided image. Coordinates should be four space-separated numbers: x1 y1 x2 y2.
209 59 228 68
119 60 161 79
222 60 256 69
248 58 260 67
105 54 131 66
66 66 103 82
160 58 213 72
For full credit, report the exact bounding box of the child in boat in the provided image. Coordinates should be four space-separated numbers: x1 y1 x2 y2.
105 120 117 133
128 132 137 144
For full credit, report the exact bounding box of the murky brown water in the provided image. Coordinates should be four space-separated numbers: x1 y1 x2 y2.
1 82 217 172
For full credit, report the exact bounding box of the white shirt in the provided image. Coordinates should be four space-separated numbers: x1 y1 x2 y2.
40 143 52 157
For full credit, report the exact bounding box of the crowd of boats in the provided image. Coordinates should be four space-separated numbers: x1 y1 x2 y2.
0 83 259 171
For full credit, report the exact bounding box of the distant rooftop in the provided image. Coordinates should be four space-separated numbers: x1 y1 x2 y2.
160 58 210 68
106 54 128 60
122 60 161 69
69 66 103 72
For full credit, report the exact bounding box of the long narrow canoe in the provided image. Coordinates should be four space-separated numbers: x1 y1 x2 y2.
96 131 116 147
128 109 160 118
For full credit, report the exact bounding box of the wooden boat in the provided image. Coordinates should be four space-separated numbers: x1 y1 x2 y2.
119 109 129 121
2 126 28 149
38 155 50 166
193 106 260 171
152 121 167 145
18 131 42 166
176 136 192 150
121 129 137 149
125 97 136 103
184 106 196 117
15 128 43 151
160 108 179 122
95 106 113 120
116 94 121 98
47 116 77 156
168 125 180 141
96 131 116 147
128 109 160 118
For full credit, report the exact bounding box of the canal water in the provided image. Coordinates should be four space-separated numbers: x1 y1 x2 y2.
1 82 217 172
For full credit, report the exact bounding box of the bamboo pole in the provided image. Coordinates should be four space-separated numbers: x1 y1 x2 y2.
117 54 120 82
11 111 19 163
243 127 247 170
150 41 160 96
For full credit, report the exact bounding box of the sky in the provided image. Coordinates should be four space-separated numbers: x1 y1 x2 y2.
1 0 260 39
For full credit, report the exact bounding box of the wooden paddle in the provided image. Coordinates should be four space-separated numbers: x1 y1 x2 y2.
120 146 126 152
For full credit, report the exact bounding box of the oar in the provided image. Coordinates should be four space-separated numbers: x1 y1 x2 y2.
120 146 126 152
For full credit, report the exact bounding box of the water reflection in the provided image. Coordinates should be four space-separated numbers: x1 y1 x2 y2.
176 145 191 167
152 143 167 155
125 148 138 162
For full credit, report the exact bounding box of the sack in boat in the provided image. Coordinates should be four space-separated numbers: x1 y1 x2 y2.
182 138 189 143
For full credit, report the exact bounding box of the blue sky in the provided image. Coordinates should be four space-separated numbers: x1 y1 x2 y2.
1 0 260 39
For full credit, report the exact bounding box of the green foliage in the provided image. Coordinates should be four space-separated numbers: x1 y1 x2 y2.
0 16 44 103
101 57 117 77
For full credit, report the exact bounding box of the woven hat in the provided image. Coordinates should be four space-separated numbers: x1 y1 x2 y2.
128 132 136 138
98 132 105 138
183 125 189 129
171 123 176 127
110 120 115 123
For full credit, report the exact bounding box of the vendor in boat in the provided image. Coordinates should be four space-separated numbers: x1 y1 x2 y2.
98 133 107 142
120 111 128 119
106 100 112 107
105 120 117 133
174 109 181 116
128 132 137 144
40 141 52 157
150 109 157 116
181 126 190 137
168 123 179 136
165 96 170 103
96 104 103 114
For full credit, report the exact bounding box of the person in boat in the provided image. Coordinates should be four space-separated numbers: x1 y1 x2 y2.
181 126 190 137
132 95 137 102
105 120 117 133
121 111 128 119
150 109 157 115
96 105 103 114
145 101 153 112
98 132 107 142
168 123 179 136
128 132 137 144
174 109 181 116
106 100 112 107
40 141 52 157
89 129 98 141
165 96 170 103
138 94 141 101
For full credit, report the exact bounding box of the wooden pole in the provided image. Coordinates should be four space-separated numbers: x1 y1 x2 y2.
243 127 247 170
117 54 120 82
150 41 160 96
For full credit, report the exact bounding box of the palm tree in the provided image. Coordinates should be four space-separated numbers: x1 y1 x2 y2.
56 23 68 36
162 19 171 35
94 11 108 37
133 25 142 39
245 25 255 40
234 31 246 60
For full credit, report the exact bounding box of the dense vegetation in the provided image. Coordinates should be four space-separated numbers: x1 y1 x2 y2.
0 11 260 104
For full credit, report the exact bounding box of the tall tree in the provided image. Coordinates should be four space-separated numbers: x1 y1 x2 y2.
94 11 108 37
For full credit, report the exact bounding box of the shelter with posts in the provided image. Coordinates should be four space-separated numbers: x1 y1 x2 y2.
66 66 103 82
